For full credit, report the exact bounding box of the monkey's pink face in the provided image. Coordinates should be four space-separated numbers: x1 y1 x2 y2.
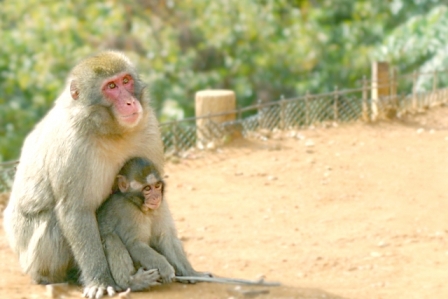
102 73 142 127
142 182 163 211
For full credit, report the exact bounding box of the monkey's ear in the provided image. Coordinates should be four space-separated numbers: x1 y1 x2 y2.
117 175 129 193
70 80 79 100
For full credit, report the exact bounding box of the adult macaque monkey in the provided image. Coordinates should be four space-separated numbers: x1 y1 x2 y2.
3 51 166 299
98 157 208 291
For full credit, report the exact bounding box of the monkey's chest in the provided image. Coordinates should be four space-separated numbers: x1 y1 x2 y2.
134 213 153 243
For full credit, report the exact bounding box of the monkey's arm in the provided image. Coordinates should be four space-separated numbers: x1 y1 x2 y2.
125 240 175 283
55 205 116 298
102 232 160 291
150 205 208 279
152 235 205 278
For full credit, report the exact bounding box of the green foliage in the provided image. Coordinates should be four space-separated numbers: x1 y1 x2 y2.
0 0 447 161
374 4 448 91
374 5 448 72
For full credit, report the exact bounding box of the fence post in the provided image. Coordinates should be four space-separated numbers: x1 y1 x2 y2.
333 85 339 122
433 71 438 105
362 76 369 122
238 105 243 121
257 99 264 129
390 68 398 109
195 90 236 147
412 71 418 111
305 91 310 127
371 62 390 121
279 95 286 130
171 121 179 154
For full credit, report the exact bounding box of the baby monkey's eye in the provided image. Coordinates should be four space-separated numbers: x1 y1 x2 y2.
155 182 162 189
143 186 151 192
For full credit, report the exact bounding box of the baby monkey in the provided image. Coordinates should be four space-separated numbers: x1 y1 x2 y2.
97 157 178 291
97 158 168 291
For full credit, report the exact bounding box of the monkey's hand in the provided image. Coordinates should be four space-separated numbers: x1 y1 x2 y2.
128 268 161 291
83 283 116 299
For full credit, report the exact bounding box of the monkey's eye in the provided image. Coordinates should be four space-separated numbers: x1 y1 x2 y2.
123 77 129 84
143 186 151 192
155 182 162 189
108 82 116 89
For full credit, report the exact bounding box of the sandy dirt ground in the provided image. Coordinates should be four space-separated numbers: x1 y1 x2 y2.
1 106 448 299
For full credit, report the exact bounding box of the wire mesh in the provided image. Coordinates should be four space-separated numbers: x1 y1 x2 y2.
0 162 17 193
1 70 448 192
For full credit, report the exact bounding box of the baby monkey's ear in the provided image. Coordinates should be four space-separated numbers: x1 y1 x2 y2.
117 175 129 193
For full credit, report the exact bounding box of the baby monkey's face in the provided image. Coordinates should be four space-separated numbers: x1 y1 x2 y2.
129 172 164 211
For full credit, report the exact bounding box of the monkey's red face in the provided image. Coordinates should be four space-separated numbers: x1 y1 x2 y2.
142 182 163 211
102 73 142 127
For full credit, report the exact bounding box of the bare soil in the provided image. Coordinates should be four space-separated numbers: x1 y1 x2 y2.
1 106 448 299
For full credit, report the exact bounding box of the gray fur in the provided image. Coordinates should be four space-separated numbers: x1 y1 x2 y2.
3 51 164 299
97 157 207 290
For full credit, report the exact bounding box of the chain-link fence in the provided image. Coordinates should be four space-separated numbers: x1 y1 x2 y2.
1 68 448 192
0 161 17 193
161 69 448 156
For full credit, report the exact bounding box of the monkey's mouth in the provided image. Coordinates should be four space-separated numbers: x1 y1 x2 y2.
120 112 141 124
145 200 161 210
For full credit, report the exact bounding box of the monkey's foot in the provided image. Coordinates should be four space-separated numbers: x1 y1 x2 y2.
83 284 116 299
150 263 175 284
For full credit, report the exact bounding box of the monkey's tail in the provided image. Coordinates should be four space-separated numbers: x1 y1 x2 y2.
174 276 281 286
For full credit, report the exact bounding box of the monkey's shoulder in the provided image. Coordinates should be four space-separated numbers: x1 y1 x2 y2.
98 194 140 216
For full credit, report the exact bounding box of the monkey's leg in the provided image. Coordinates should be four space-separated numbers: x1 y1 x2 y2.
20 215 75 284
153 235 208 280
104 233 160 291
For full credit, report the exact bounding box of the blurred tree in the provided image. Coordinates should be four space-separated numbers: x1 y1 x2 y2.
0 0 447 161
373 4 448 90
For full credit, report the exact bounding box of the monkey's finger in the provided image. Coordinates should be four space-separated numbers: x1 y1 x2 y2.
82 286 99 299
94 288 104 299
137 267 158 276
144 268 159 275
106 286 116 297
145 270 161 279
82 286 114 299
82 287 94 298
143 271 161 285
